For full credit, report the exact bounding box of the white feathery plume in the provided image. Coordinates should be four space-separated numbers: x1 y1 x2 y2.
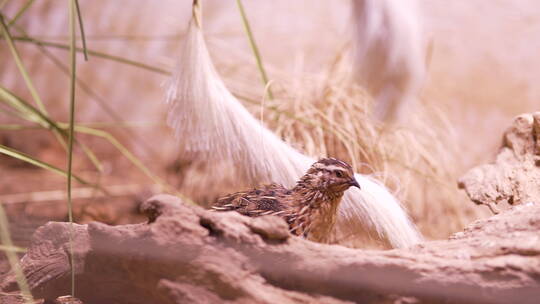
165 10 423 248
351 0 426 122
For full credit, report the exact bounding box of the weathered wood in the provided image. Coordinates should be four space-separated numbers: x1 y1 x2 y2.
2 194 539 304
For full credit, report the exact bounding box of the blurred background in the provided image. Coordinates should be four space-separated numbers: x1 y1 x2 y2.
0 0 539 249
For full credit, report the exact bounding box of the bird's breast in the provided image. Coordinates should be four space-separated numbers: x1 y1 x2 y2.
292 196 341 244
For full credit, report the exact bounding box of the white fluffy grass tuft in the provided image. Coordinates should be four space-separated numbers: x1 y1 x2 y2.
351 0 426 122
165 17 423 248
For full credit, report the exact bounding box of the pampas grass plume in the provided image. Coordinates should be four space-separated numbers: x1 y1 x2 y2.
165 11 423 248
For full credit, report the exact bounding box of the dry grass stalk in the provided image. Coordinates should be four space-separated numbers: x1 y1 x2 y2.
267 54 472 241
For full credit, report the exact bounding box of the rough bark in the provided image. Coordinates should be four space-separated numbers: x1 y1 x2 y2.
1 194 539 304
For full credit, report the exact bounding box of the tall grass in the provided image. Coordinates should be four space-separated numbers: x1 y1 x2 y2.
0 204 33 303
0 4 180 191
236 0 274 100
0 1 186 298
265 58 465 241
67 0 79 296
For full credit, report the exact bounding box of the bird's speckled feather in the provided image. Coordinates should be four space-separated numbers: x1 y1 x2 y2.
212 158 360 243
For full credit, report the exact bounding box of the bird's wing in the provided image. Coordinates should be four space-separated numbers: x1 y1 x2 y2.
212 183 291 217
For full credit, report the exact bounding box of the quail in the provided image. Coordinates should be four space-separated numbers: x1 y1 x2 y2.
212 158 361 243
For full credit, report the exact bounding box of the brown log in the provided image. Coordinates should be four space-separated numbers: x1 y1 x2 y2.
2 194 539 304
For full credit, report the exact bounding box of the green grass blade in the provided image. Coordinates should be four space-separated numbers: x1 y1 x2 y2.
67 0 77 296
24 33 181 42
70 126 168 189
0 87 103 171
0 121 163 131
73 0 88 61
0 122 181 203
9 25 161 160
0 14 48 114
5 28 299 138
10 36 169 75
0 121 171 198
0 124 30 130
0 204 34 304
0 14 73 154
1 77 339 169
68 125 192 202
6 0 35 27
0 144 94 186
0 87 55 128
0 104 32 121
235 0 274 100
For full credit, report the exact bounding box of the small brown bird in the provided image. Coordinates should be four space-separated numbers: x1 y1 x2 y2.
212 158 360 243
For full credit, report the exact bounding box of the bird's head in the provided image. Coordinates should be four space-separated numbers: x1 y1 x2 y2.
298 158 360 193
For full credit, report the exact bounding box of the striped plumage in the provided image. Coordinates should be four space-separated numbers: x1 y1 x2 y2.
212 158 361 243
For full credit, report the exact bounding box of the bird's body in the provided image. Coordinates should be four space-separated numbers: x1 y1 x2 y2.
212 158 360 243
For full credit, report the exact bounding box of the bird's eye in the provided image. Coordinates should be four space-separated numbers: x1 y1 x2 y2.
335 171 343 178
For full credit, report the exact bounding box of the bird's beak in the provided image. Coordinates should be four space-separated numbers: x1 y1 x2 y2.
349 178 361 189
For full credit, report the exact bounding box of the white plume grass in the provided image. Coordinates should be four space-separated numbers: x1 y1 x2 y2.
165 18 423 248
351 0 426 122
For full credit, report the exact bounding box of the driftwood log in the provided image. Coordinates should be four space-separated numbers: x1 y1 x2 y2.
1 193 539 304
